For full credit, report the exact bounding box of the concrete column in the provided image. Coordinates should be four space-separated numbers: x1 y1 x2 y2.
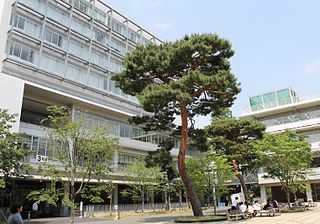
260 185 267 204
44 182 51 214
113 151 119 168
113 184 118 206
306 184 313 202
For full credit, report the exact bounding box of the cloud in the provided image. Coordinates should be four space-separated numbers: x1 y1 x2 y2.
128 0 163 11
153 22 175 32
305 59 320 75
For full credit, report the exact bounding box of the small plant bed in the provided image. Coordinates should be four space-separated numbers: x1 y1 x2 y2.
175 215 227 223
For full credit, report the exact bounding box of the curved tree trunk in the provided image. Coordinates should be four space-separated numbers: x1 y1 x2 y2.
178 103 203 216
232 159 249 202
235 173 249 202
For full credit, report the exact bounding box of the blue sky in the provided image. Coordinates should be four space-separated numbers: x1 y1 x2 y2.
106 0 320 121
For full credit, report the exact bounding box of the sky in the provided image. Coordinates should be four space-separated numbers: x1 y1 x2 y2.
105 0 320 125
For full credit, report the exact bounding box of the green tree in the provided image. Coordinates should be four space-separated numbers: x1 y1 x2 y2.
27 106 118 224
0 109 30 204
206 116 265 202
254 131 312 207
113 33 240 216
82 181 115 216
121 158 164 213
186 152 234 214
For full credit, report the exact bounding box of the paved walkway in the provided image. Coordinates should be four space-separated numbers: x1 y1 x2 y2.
29 206 320 224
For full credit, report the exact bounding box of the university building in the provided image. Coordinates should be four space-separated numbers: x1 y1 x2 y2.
0 0 182 215
240 87 320 203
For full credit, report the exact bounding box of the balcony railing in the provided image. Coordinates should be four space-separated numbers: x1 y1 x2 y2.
242 92 320 116
258 167 320 184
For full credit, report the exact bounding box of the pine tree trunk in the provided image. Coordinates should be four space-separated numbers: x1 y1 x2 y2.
178 103 203 216
232 160 249 202
236 174 249 202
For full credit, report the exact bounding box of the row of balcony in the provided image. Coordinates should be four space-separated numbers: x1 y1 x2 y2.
18 0 156 45
258 167 320 185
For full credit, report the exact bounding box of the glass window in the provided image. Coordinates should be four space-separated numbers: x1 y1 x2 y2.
32 136 39 155
13 43 22 57
93 9 106 24
276 88 292 106
47 3 69 26
249 95 264 112
91 50 106 67
73 0 90 14
14 15 26 30
66 63 87 84
108 79 121 95
44 29 63 47
109 57 123 73
9 42 34 63
110 37 126 54
13 14 41 38
71 17 90 37
19 0 46 14
263 92 277 109
93 29 106 44
88 72 104 90
69 40 89 60
103 78 108 92
40 54 65 75
139 37 151 46
128 29 139 43
108 17 125 36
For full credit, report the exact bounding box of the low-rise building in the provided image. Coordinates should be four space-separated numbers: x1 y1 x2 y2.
240 87 320 203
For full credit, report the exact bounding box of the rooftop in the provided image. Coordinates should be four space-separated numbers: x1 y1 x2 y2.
241 91 320 118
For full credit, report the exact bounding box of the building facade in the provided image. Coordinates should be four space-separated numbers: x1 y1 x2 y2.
241 87 320 203
0 0 181 215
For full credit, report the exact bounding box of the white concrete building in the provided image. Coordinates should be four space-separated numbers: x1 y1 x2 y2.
0 0 181 215
240 88 320 203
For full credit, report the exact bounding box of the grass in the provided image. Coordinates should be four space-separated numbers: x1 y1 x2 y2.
175 215 227 223
98 208 191 219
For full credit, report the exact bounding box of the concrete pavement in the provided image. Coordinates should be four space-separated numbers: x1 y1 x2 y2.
29 206 320 224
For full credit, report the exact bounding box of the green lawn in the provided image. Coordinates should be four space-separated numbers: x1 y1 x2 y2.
175 215 227 223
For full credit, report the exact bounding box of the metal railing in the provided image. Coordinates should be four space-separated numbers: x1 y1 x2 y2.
83 202 188 216
241 92 320 115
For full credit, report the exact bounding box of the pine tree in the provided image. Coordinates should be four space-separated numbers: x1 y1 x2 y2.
113 34 240 216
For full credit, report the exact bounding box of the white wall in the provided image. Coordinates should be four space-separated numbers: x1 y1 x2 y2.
0 73 25 132
0 0 14 70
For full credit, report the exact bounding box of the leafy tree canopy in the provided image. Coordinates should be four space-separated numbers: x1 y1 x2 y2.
254 131 312 206
121 158 164 212
28 106 118 223
0 109 30 188
186 152 234 204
